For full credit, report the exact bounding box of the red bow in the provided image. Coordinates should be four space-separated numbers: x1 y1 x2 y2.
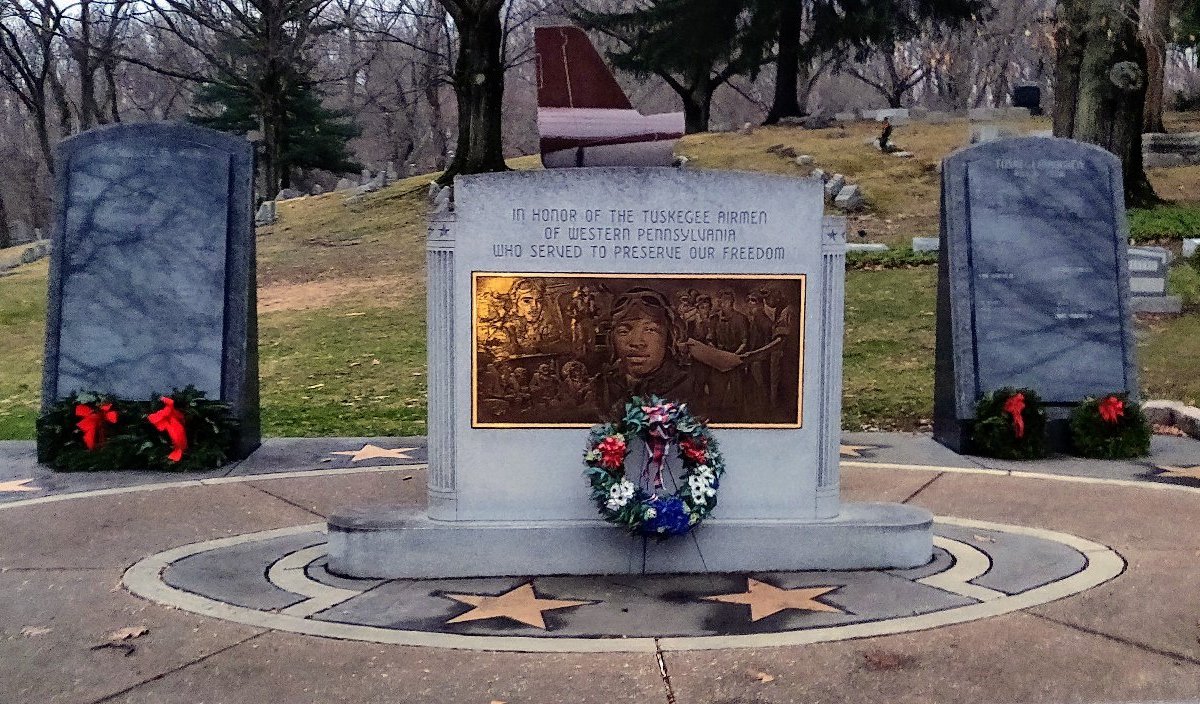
148 397 187 462
680 437 707 464
1002 392 1026 439
1098 396 1124 425
75 403 117 450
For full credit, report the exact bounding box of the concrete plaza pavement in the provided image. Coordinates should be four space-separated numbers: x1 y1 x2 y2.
1 433 1199 704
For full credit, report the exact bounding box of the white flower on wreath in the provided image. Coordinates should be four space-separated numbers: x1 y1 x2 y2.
605 480 637 510
644 507 657 519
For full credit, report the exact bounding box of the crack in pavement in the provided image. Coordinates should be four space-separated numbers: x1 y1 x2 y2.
85 630 268 704
243 482 328 520
1028 611 1200 668
902 472 945 504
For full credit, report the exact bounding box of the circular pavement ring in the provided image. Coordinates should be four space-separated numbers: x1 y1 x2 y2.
120 516 1124 653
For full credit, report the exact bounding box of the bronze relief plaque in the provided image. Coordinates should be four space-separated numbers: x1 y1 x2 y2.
472 273 806 427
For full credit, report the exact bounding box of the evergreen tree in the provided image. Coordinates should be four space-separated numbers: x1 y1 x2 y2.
573 0 777 134
191 77 361 189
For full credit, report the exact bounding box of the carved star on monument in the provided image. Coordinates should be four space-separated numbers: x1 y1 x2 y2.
1153 464 1200 481
442 583 594 629
0 478 39 493
840 444 877 458
330 444 416 462
703 578 845 621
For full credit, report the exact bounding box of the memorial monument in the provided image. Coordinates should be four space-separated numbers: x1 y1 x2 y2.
933 137 1138 452
328 168 932 578
41 123 260 458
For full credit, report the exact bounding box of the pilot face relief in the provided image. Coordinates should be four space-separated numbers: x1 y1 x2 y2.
612 309 669 378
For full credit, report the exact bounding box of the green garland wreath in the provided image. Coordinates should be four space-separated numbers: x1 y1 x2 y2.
36 386 237 472
971 387 1048 459
1069 393 1150 459
583 395 725 537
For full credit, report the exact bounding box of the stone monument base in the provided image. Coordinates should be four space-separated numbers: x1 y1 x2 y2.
326 502 933 578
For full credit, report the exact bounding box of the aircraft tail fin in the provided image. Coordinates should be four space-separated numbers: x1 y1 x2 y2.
535 26 633 110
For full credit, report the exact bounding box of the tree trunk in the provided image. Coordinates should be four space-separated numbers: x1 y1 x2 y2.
0 189 11 250
78 0 97 130
1139 0 1170 133
682 85 713 134
764 1 803 124
1053 0 1157 206
438 3 507 186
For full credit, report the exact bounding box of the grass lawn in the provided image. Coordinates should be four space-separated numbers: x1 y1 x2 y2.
2 120 1199 439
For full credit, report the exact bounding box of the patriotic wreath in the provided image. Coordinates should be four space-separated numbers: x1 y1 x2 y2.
583 396 725 538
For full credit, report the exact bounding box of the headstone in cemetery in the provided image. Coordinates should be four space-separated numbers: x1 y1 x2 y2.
1012 84 1042 115
971 125 1019 144
328 168 932 578
254 200 277 226
933 137 1138 453
42 122 259 458
1184 238 1199 258
824 174 846 199
1128 246 1182 314
1143 132 1200 167
847 243 889 252
834 184 863 210
912 236 940 252
968 107 1001 121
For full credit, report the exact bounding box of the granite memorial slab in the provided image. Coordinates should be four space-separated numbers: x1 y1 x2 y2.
42 122 259 457
328 168 932 578
933 137 1137 452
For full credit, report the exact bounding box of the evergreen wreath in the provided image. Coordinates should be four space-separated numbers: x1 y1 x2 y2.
1069 393 1150 459
971 387 1048 459
37 386 237 472
583 395 725 538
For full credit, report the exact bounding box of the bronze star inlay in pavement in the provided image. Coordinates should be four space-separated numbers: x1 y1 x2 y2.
330 444 416 462
1153 464 1200 481
0 479 39 493
704 578 845 621
840 444 877 458
442 583 594 629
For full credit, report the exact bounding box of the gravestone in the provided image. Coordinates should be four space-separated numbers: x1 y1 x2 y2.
912 236 940 252
329 168 932 578
1128 246 1181 314
933 137 1137 452
42 122 259 458
1184 239 1199 258
1012 84 1042 116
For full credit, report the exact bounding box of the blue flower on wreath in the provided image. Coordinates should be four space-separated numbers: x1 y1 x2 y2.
644 496 691 536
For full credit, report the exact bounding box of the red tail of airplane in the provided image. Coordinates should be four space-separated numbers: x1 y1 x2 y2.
534 26 684 168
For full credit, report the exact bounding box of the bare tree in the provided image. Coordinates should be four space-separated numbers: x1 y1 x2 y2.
0 0 69 172
134 0 345 195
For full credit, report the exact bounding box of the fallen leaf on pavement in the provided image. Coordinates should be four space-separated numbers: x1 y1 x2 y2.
21 626 51 637
747 669 775 683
